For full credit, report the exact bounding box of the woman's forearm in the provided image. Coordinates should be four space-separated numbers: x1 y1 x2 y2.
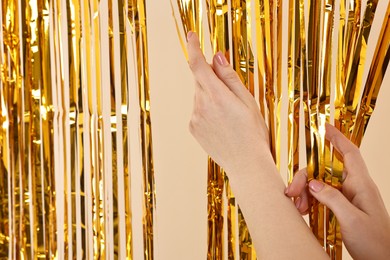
226 152 328 259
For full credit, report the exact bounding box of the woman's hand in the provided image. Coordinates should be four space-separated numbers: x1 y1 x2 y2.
187 32 270 174
187 32 329 259
285 124 390 260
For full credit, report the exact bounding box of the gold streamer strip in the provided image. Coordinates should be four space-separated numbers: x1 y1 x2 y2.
79 0 95 257
255 0 279 164
29 1 44 256
294 0 322 251
342 0 378 136
117 1 133 257
334 0 361 143
320 0 338 257
67 1 84 258
298 0 310 189
82 2 101 257
108 0 133 258
0 6 5 257
275 0 283 170
351 2 390 146
332 0 348 192
206 0 230 54
224 177 237 259
306 0 325 248
171 0 204 58
87 1 106 257
231 1 257 259
344 0 361 68
206 161 225 259
287 0 301 182
51 1 66 257
231 0 254 94
128 1 156 259
328 1 360 257
306 0 322 181
1 0 156 258
205 1 229 258
255 0 266 118
108 0 120 256
1 0 23 258
27 1 46 257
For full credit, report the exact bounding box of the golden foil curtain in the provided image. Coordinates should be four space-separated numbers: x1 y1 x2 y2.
0 0 156 259
174 0 390 259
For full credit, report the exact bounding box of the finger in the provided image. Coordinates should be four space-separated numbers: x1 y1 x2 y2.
308 180 363 228
296 188 310 215
187 32 226 94
212 52 254 106
325 123 359 157
285 169 310 215
325 123 368 177
285 168 308 197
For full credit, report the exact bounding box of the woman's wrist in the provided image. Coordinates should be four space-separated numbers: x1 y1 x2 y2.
223 146 277 180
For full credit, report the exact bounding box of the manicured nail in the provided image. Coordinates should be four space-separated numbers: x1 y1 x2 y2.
295 197 302 209
215 51 229 66
187 31 194 41
309 180 325 193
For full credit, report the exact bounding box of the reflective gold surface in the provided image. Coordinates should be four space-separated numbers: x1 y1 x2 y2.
351 1 390 146
175 1 390 259
287 0 301 183
171 0 203 58
128 1 156 259
320 0 337 257
2 0 389 259
255 0 281 166
1 0 155 259
205 1 230 258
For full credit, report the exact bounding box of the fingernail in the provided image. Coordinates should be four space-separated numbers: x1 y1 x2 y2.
309 180 325 193
187 31 194 41
295 197 302 209
284 186 290 195
215 51 229 66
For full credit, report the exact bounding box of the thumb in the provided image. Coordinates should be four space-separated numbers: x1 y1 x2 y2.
308 180 362 228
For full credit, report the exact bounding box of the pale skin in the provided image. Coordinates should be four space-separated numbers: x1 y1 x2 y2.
186 32 390 259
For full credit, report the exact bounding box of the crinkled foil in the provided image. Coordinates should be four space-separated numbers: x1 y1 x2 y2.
1 0 155 259
171 0 204 58
255 0 281 167
352 2 390 146
320 0 336 257
205 1 230 258
174 0 390 260
287 0 301 183
128 1 156 259
174 0 283 258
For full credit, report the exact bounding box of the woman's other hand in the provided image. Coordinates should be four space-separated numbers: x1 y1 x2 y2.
285 124 390 260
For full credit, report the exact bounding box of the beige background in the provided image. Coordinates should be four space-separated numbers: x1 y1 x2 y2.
147 1 390 259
